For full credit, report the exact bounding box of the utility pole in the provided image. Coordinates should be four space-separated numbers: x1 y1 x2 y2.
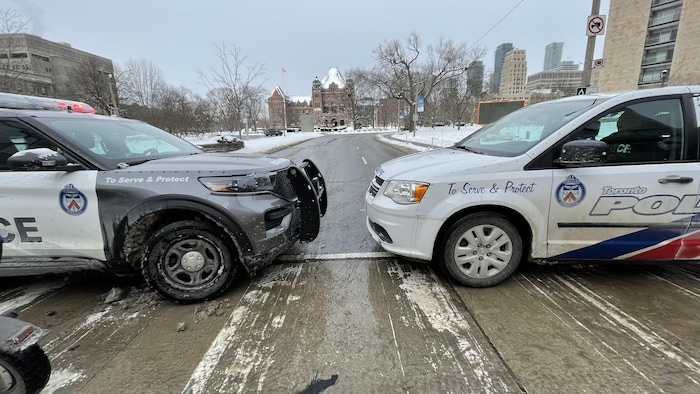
581 0 601 88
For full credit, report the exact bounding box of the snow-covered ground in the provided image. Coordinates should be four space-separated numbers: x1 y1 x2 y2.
184 125 482 154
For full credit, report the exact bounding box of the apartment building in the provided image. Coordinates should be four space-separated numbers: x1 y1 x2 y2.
498 49 528 100
597 0 699 91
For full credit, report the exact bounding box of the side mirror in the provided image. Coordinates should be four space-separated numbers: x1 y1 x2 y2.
555 140 608 166
7 148 69 171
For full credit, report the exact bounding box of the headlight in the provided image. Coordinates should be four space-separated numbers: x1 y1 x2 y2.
199 172 275 193
384 180 429 204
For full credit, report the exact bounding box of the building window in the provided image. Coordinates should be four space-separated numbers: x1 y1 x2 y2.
643 48 673 65
650 7 681 26
646 28 677 46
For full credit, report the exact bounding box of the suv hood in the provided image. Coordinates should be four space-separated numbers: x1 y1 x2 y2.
376 148 517 181
127 152 294 173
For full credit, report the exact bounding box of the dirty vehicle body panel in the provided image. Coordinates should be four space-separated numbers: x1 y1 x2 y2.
0 94 327 302
366 86 700 287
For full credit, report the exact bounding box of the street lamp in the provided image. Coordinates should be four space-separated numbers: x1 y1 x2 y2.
107 69 132 117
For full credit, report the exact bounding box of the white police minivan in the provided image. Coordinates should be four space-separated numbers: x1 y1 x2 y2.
0 92 326 303
367 86 700 287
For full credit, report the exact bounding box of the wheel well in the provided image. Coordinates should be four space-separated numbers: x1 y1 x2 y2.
119 209 245 271
433 205 533 262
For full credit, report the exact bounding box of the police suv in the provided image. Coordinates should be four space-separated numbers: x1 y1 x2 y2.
0 92 327 303
367 86 700 287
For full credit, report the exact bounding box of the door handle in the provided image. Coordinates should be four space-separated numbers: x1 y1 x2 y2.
658 175 694 184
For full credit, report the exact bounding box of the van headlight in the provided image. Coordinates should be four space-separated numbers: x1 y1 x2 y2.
199 173 275 193
384 181 429 204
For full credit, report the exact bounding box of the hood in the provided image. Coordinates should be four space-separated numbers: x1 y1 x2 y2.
127 152 294 174
375 148 515 181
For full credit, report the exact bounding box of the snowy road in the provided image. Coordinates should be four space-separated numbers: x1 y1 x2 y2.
3 132 700 393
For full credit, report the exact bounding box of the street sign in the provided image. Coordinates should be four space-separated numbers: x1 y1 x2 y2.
593 58 605 68
586 15 606 36
417 95 424 113
576 87 599 96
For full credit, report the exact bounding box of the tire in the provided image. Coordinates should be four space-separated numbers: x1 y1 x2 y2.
440 213 523 287
0 344 51 394
141 220 241 303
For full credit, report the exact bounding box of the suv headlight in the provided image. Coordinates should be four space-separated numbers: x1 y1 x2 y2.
199 172 275 193
384 181 429 204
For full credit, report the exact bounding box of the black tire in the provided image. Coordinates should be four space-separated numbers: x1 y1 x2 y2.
440 213 523 287
0 344 51 394
141 220 241 303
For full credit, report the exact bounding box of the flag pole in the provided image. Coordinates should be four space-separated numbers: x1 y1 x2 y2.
282 67 288 132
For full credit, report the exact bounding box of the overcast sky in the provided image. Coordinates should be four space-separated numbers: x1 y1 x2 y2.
10 0 610 98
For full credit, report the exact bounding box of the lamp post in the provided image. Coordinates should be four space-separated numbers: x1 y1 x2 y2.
107 73 118 116
107 69 132 117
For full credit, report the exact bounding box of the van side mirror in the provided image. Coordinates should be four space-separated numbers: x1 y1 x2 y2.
555 140 608 166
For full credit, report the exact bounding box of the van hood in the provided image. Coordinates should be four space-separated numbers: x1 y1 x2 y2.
375 148 518 181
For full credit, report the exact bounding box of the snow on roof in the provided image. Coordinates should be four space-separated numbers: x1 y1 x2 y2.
289 96 311 103
321 67 345 89
271 87 309 103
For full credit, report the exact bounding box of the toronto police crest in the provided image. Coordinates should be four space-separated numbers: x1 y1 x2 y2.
59 184 87 215
556 175 585 207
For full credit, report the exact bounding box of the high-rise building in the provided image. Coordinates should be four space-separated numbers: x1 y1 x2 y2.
492 43 514 93
467 60 485 93
498 49 528 100
597 0 700 91
543 42 564 71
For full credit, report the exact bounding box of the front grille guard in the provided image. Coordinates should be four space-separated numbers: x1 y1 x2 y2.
287 159 327 242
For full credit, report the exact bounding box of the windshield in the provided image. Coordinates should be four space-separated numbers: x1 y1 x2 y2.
454 97 607 157
44 116 203 167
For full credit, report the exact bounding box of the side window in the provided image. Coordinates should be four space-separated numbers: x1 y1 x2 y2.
0 120 55 170
571 99 684 164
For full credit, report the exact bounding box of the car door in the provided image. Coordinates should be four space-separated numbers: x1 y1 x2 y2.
0 118 106 260
546 96 698 261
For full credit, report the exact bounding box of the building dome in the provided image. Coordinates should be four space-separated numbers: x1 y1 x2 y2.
321 68 345 89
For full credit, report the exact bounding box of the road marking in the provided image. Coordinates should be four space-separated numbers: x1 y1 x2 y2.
361 156 367 165
277 251 393 262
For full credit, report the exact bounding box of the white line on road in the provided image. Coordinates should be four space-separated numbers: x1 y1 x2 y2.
361 156 367 165
277 252 393 261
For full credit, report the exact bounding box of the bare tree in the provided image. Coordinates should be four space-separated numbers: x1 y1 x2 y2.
65 57 113 114
369 31 485 134
0 8 32 92
346 67 383 129
121 58 166 108
199 43 266 136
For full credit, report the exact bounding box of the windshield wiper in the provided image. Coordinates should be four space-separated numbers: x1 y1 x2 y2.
453 145 484 154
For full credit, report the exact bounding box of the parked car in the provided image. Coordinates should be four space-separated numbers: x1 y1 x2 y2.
265 128 283 136
367 86 700 288
0 92 327 303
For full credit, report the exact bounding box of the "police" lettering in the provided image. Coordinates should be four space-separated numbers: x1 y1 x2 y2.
0 217 42 242
590 194 700 216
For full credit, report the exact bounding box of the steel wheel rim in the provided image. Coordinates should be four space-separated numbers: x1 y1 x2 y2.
163 237 223 288
0 362 16 392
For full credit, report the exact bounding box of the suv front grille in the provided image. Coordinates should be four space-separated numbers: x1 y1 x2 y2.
369 176 384 197
273 170 297 200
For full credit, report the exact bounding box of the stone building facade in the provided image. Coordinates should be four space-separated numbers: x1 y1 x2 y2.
268 68 355 131
498 49 528 100
0 33 114 100
597 0 700 91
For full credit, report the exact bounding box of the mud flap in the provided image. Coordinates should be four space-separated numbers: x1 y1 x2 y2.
288 160 327 242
